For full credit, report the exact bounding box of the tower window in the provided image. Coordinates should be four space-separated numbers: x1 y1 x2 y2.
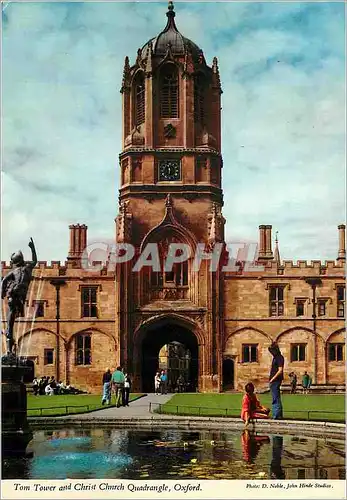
194 73 206 124
269 286 284 316
160 66 179 118
337 285 345 317
44 348 54 365
318 299 327 316
242 344 258 363
34 300 45 318
81 286 98 318
296 299 305 317
328 343 344 362
290 343 306 362
76 334 92 365
134 74 145 126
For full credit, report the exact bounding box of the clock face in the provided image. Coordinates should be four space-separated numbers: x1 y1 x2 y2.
159 160 181 181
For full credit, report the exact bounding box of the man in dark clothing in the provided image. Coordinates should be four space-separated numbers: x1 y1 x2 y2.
102 369 112 405
268 342 284 419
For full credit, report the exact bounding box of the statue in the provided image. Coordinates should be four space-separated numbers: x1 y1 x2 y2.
1 238 37 355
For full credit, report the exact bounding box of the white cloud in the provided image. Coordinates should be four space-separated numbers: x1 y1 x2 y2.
2 1 345 263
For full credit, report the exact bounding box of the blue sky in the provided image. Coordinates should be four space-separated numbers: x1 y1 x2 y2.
2 1 345 262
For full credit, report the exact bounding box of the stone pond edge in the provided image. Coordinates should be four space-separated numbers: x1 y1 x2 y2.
27 415 346 439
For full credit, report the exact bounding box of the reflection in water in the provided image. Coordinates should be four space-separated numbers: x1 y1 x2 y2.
270 436 285 479
2 428 345 480
241 430 270 464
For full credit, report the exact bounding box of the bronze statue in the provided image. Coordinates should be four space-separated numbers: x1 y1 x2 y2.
1 238 37 354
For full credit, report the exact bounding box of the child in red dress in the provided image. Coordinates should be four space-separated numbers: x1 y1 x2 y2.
241 382 270 427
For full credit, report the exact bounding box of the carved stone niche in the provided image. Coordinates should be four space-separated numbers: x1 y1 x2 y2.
125 126 144 147
195 156 208 183
132 157 142 183
121 158 130 185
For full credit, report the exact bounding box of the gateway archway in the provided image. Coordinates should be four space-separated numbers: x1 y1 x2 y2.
137 321 199 393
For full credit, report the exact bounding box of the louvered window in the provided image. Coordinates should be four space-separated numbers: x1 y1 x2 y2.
194 73 206 124
134 74 145 126
160 66 179 118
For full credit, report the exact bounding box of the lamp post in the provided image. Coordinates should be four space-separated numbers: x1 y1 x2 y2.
305 277 322 385
50 279 66 382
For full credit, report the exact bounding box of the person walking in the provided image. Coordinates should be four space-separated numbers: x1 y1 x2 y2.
302 371 310 394
268 342 284 419
123 373 131 407
289 372 297 394
101 369 112 405
111 366 125 407
154 372 161 395
160 370 168 395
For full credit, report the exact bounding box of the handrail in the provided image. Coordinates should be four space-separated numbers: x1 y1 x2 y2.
149 403 345 422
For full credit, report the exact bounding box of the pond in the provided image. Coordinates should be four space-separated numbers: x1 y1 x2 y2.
2 428 345 481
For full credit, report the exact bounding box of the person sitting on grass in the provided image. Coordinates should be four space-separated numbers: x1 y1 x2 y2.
44 383 54 396
241 382 270 427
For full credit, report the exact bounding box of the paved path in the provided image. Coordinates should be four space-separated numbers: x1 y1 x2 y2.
66 393 173 419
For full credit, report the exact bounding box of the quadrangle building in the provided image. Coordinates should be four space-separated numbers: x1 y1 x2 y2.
2 3 345 393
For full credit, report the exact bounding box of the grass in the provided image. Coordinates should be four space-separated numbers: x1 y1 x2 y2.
156 393 346 423
27 393 145 417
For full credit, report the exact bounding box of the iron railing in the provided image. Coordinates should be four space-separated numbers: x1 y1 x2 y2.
149 403 345 423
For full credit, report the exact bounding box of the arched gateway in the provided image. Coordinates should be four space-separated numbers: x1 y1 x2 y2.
133 317 200 393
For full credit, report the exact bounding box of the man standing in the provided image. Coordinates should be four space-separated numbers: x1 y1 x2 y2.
160 370 168 395
111 366 125 407
302 371 310 394
268 342 284 419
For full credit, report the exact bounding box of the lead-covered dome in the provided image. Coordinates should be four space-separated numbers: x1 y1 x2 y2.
141 1 202 59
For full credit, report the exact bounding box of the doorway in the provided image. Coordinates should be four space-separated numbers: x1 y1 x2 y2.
140 323 199 393
222 358 234 390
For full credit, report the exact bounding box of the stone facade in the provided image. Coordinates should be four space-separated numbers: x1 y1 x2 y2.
1 3 345 394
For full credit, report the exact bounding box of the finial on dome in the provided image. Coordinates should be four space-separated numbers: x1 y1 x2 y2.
168 1 174 13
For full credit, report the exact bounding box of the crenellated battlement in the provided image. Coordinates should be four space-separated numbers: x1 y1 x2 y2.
1 260 115 278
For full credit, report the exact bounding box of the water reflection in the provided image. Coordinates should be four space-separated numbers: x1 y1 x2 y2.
270 436 285 479
241 430 270 464
2 428 345 480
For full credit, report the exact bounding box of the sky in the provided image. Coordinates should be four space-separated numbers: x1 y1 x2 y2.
2 0 345 263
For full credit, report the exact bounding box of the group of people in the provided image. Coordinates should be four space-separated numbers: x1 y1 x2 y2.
289 371 312 394
154 370 168 395
32 376 78 396
241 342 284 427
101 367 131 407
154 371 188 394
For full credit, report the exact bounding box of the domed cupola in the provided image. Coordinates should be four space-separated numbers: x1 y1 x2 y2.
141 1 202 61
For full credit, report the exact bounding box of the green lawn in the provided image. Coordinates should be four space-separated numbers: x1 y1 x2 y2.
27 393 144 417
157 393 346 422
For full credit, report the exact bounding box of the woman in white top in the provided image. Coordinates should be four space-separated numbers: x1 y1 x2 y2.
123 373 131 407
154 372 161 395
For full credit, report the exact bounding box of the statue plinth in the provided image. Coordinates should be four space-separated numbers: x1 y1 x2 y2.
1 355 34 457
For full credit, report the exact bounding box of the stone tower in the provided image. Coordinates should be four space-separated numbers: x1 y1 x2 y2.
115 1 225 392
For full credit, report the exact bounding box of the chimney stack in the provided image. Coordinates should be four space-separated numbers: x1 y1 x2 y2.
258 224 274 261
265 225 273 259
68 224 88 261
258 225 267 259
337 224 346 261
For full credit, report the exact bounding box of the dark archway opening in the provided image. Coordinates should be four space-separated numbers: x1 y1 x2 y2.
223 358 234 390
141 323 198 393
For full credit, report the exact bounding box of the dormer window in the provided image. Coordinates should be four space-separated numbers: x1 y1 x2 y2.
160 65 179 118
